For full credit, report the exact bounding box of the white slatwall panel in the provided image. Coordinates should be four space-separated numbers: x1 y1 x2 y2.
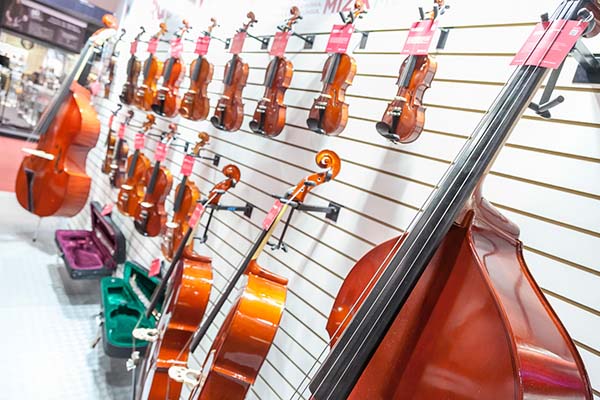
65 0 600 398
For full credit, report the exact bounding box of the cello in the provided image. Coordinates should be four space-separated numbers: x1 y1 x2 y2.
375 0 445 144
109 110 134 189
117 114 155 216
120 28 145 105
210 12 255 132
101 104 123 175
248 7 300 137
306 1 365 136
305 2 597 399
168 150 341 400
132 167 241 400
134 23 168 111
15 15 118 217
179 19 216 121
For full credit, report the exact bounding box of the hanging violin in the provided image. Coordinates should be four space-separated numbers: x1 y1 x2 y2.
151 21 190 117
133 125 176 237
116 114 155 216
249 7 300 137
168 150 341 400
133 23 168 111
101 104 123 175
306 2 596 399
109 110 134 188
133 166 241 400
306 1 365 136
104 29 125 98
375 0 445 144
179 19 216 121
120 28 145 105
15 15 118 217
210 12 255 132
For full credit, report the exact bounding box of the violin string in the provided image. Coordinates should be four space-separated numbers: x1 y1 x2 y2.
292 2 575 398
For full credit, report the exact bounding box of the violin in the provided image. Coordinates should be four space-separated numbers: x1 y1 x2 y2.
151 21 190 117
133 23 168 111
168 150 341 400
120 28 145 105
116 114 155 216
375 0 444 144
306 1 365 136
179 19 216 121
15 15 118 217
249 7 300 137
133 125 176 237
160 132 210 260
101 104 123 174
104 29 125 98
210 12 255 132
307 2 596 399
133 166 241 400
109 110 134 188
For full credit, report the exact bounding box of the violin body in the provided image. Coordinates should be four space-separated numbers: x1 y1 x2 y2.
102 127 116 174
179 55 213 121
15 82 100 217
116 151 151 216
120 55 141 105
104 57 116 98
376 55 437 143
133 165 173 237
211 55 248 132
326 195 591 399
109 139 130 188
306 53 356 135
136 248 212 400
161 180 201 260
134 55 164 111
152 58 184 117
249 56 293 136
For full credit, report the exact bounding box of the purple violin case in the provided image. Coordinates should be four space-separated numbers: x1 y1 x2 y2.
55 201 126 279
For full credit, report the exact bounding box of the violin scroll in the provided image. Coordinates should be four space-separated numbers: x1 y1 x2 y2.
286 6 302 29
242 12 258 31
207 18 218 34
193 132 210 155
289 149 341 203
206 164 241 205
583 0 600 37
102 14 118 29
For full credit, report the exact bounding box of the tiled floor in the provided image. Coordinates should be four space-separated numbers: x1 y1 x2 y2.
0 192 131 399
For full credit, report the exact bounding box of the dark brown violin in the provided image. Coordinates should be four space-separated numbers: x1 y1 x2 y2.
306 1 365 136
179 19 216 121
249 7 300 137
101 104 123 174
120 28 145 105
15 16 117 217
104 29 125 98
108 110 134 188
307 2 596 399
134 23 168 111
151 21 190 117
376 0 445 144
210 12 255 132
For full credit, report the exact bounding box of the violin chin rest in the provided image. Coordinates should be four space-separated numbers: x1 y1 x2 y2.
210 116 225 130
375 121 392 135
307 118 327 135
249 120 265 135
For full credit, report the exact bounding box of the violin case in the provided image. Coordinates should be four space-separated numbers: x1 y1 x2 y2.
100 261 164 358
55 201 126 279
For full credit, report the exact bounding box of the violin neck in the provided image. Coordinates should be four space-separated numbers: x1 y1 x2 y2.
146 161 161 194
325 53 342 85
173 176 188 213
224 54 238 85
397 55 417 88
265 57 280 88
127 150 140 178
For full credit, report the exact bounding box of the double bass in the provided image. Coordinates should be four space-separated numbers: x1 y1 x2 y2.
249 7 300 137
210 12 255 132
179 19 216 121
306 2 597 399
15 16 118 217
134 23 168 111
109 110 134 188
101 104 123 174
306 1 365 136
120 28 145 105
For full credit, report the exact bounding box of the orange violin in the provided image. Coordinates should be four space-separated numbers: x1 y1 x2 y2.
104 29 125 98
134 23 168 111
120 28 145 105
101 104 123 175
108 109 134 188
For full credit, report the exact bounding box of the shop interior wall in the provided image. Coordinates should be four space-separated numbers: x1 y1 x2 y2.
66 0 600 398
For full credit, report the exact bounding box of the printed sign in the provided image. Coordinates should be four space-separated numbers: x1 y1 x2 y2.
270 31 292 57
262 200 283 230
155 142 167 162
170 37 184 58
118 123 126 140
147 38 159 54
401 19 438 55
101 203 113 216
134 133 145 150
148 258 161 277
230 32 247 55
130 40 138 55
181 155 195 176
188 203 205 228
195 36 211 55
326 24 354 54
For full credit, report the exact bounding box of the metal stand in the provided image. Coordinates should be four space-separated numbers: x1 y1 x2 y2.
278 24 315 49
245 32 270 49
194 201 254 244
32 217 42 242
170 137 221 167
339 8 369 49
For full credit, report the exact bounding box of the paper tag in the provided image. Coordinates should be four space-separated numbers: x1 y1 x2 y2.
195 36 211 55
117 123 126 139
262 200 283 230
170 37 184 58
230 32 247 55
134 132 145 150
101 203 113 216
108 114 115 128
155 142 167 162
148 258 161 278
147 38 158 54
326 24 354 54
89 80 101 96
188 203 205 228
401 19 438 55
130 40 138 54
270 31 291 57
180 155 195 176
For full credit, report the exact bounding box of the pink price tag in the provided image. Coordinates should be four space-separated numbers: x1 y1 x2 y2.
101 203 114 216
170 38 184 58
195 36 211 55
130 40 138 55
188 203 205 228
148 258 161 278
230 32 247 55
326 24 354 54
262 200 283 230
155 142 167 162
117 123 126 139
89 80 101 96
270 31 291 57
134 133 145 150
108 114 115 128
147 38 158 54
180 155 195 176
401 19 438 55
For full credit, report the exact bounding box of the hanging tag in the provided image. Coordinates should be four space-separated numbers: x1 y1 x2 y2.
117 123 126 139
130 40 138 54
262 200 283 230
148 258 161 277
188 203 206 228
89 80 101 96
195 36 211 55
401 19 438 55
134 132 145 150
270 31 291 57
180 155 195 177
170 37 184 58
155 142 168 162
230 32 247 54
101 203 114 216
147 38 159 54
108 114 115 128
326 24 354 54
